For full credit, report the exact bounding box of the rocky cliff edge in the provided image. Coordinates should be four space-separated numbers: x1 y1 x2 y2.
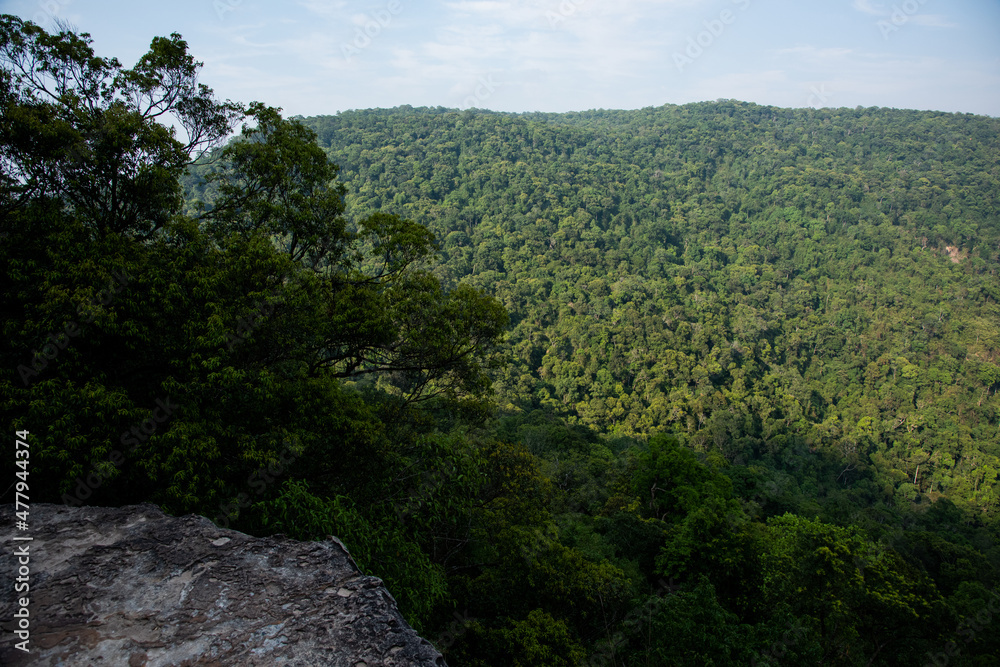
0 502 446 666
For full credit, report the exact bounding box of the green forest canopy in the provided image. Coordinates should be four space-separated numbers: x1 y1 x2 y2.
4 17 1000 666
297 103 1000 518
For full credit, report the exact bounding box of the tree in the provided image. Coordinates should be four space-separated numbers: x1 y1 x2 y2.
0 16 242 236
761 514 946 665
197 107 509 404
0 17 507 515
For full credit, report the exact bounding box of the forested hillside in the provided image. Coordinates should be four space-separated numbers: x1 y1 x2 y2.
301 104 1000 519
5 16 1000 666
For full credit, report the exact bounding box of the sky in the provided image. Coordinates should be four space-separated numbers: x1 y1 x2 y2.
2 0 999 117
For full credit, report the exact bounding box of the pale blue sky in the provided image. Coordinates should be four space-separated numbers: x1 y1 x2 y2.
3 0 998 116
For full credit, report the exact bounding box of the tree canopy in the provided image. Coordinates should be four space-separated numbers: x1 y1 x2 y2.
3 17 999 665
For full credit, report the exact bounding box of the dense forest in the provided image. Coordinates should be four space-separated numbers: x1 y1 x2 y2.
4 17 1000 666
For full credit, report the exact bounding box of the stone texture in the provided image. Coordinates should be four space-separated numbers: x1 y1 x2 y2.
0 503 446 666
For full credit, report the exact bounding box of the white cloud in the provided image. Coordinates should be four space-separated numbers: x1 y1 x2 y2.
852 0 957 29
444 1 518 15
909 14 958 28
296 0 348 19
416 0 680 80
8 0 993 116
772 46 854 60
852 0 885 16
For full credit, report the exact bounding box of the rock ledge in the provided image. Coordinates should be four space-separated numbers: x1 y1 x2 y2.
0 503 445 666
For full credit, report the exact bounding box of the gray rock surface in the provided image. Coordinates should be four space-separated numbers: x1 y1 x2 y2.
0 502 446 666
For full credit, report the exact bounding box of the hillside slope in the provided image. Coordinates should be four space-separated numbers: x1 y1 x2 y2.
302 102 1000 518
